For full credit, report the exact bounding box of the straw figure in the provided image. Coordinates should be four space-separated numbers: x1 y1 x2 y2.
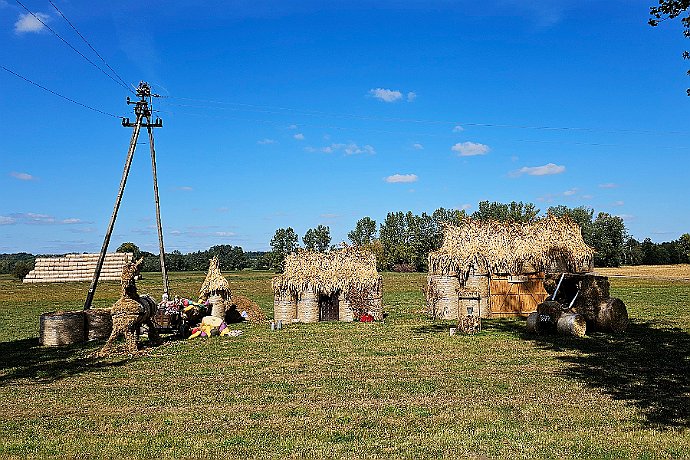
272 245 383 323
97 258 159 356
199 256 232 319
426 215 595 320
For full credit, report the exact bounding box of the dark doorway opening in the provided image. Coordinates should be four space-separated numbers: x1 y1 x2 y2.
319 292 339 321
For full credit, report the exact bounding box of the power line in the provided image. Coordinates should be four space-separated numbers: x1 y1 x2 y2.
14 0 133 94
48 0 133 93
159 95 690 137
0 64 123 118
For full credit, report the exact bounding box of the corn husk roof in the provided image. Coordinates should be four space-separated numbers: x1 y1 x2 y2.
272 246 381 295
428 215 594 279
199 256 231 301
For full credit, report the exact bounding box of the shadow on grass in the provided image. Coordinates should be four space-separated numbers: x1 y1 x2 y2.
0 336 173 386
491 319 690 430
411 323 453 334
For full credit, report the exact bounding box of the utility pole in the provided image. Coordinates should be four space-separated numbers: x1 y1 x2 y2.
84 81 169 309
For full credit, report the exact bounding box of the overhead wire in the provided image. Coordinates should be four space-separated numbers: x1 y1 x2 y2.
47 0 133 93
0 63 124 119
14 0 134 94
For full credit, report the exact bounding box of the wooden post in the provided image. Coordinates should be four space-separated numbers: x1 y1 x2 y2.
84 112 143 310
147 122 169 297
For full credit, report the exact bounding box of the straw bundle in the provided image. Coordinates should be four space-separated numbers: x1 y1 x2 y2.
274 292 297 323
297 289 319 323
428 215 594 281
229 295 266 323
199 256 231 303
40 311 85 346
272 246 382 298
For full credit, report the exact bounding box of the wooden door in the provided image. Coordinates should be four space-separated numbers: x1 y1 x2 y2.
489 274 547 317
319 293 339 321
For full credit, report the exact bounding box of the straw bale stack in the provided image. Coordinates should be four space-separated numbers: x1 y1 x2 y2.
272 246 382 322
24 253 133 283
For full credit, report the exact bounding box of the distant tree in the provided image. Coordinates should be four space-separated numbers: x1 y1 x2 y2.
116 242 141 260
592 213 627 267
166 250 186 272
270 227 300 272
649 0 690 95
472 201 540 223
379 211 416 270
208 245 250 270
679 233 690 261
624 237 645 265
11 259 34 280
303 225 331 252
431 207 466 248
348 217 378 246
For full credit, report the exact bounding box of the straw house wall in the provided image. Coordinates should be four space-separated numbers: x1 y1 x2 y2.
427 216 594 320
273 247 382 323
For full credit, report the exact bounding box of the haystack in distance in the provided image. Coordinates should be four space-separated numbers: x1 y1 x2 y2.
426 215 594 319
273 246 383 322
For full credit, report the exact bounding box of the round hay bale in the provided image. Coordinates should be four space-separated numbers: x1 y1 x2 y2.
595 297 629 333
556 312 587 337
209 294 226 319
298 289 319 323
40 310 85 346
537 300 564 323
85 308 112 341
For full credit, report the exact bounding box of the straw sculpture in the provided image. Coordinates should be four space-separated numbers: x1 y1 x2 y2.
272 246 383 322
97 258 159 356
199 256 232 319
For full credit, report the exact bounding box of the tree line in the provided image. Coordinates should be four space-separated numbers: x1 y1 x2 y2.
2 200 689 278
268 201 690 271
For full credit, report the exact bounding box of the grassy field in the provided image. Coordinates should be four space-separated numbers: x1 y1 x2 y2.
0 268 689 458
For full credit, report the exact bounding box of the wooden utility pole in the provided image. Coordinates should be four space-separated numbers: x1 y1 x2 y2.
84 81 168 309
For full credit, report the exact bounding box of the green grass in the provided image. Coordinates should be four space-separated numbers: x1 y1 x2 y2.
0 272 689 458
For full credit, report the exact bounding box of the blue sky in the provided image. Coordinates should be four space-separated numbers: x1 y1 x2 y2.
1 0 689 254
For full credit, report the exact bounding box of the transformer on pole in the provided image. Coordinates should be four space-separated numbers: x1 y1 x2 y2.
83 81 169 310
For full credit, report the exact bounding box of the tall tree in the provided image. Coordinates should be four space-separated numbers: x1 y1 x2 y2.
270 227 300 272
116 242 141 260
649 0 690 95
303 225 331 252
472 200 540 223
348 217 378 246
547 205 595 247
592 213 627 267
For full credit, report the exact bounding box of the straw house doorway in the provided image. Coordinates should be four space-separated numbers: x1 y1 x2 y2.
319 291 340 321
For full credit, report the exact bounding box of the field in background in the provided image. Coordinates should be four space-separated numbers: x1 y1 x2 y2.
596 264 690 280
0 271 688 458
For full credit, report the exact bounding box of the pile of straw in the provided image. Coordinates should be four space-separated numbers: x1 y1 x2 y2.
428 215 594 280
199 256 231 302
272 246 381 296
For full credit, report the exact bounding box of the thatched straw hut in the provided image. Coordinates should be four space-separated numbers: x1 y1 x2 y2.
199 256 232 318
272 246 383 323
426 215 594 319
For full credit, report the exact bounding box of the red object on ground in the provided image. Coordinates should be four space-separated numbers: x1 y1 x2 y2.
360 314 374 322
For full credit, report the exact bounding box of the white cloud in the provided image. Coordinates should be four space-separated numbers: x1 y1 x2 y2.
460 204 472 211
385 174 418 183
407 91 417 102
0 216 16 225
288 124 298 130
612 200 625 206
15 12 50 34
369 88 403 103
10 171 36 181
581 194 593 200
344 143 374 155
563 188 577 196
320 213 339 219
61 218 82 224
413 143 424 150
451 141 490 157
293 133 305 140
176 186 193 191
453 125 464 132
511 163 566 177
257 138 276 145
214 231 236 237
3 212 87 225
599 183 618 189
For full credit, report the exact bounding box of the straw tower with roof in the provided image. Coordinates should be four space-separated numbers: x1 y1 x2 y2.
272 246 383 322
426 215 594 320
199 256 232 319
